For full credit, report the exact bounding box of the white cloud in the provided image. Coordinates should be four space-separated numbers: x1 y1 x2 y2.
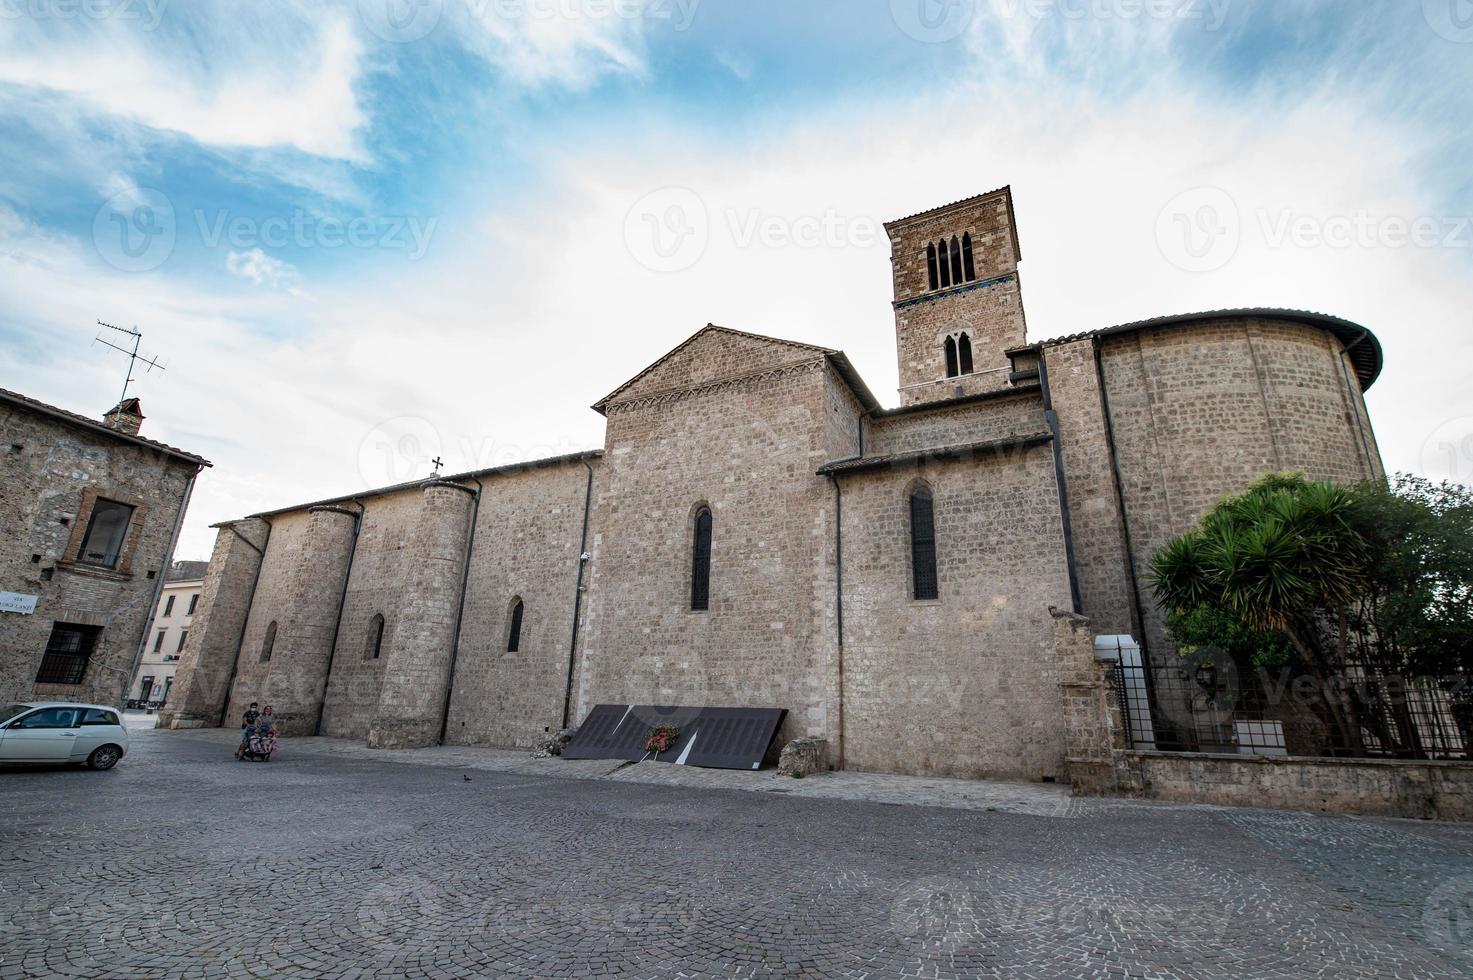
440 0 651 87
0 10 369 161
226 248 302 294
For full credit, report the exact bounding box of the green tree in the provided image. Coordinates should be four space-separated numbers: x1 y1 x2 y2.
1150 473 1372 753
1150 472 1473 758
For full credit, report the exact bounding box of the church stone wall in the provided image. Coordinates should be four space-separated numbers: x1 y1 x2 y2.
576 357 841 750
445 460 594 749
1097 317 1385 699
367 482 477 748
1040 339 1135 637
838 442 1073 780
865 387 1044 458
318 488 422 740
224 507 356 735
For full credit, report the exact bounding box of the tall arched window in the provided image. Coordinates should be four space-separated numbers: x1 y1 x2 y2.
691 507 713 611
961 232 976 281
260 621 277 663
506 598 523 653
949 236 963 283
909 488 938 601
936 240 952 288
925 242 939 290
366 614 384 660
957 332 973 375
944 336 959 378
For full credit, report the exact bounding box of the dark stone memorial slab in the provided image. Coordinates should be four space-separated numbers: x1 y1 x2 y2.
562 705 787 770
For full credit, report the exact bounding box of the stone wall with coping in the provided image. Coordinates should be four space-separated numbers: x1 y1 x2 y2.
1128 751 1473 821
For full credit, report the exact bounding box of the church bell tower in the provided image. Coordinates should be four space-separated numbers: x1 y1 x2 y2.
885 186 1028 406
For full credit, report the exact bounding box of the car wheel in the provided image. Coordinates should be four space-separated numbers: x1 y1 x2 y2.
87 745 122 770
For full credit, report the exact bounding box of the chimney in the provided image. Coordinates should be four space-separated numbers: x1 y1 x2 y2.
103 397 145 436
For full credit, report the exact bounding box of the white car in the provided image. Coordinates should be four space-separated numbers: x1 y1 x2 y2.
0 702 130 769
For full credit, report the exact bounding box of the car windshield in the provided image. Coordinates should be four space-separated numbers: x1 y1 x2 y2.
1 704 34 724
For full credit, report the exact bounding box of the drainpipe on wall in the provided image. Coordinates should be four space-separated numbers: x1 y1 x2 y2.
1092 342 1152 669
215 516 272 727
561 461 596 731
437 475 483 746
1035 348 1084 615
313 500 364 736
122 463 200 709
827 472 846 771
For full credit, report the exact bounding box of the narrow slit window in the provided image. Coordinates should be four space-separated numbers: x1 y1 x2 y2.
910 489 939 601
957 332 973 375
506 599 523 653
367 614 385 660
691 508 713 611
260 621 277 663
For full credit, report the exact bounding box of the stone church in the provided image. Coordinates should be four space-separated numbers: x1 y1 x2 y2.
163 187 1384 781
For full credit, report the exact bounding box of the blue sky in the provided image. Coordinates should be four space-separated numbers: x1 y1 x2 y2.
1 0 1471 558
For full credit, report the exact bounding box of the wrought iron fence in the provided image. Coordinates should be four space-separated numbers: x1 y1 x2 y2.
1113 657 1470 760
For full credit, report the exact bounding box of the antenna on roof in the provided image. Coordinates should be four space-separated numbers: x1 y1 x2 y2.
94 320 167 406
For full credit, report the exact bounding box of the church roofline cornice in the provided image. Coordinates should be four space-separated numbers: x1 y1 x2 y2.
1007 307 1383 391
817 431 1053 476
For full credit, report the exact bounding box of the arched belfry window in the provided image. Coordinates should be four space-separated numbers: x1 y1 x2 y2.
949 236 963 284
506 598 523 653
957 332 973 375
925 243 939 291
909 487 939 601
936 240 952 288
962 232 976 281
260 621 277 663
691 507 713 611
944 336 959 378
366 614 385 660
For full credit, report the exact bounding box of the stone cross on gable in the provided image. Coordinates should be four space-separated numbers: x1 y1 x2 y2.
431 456 444 475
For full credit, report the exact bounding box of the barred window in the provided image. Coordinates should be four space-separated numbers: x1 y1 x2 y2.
909 488 939 601
691 507 713 611
260 621 277 663
36 623 100 685
506 599 523 653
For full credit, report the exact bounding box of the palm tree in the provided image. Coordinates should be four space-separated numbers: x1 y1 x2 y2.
1150 474 1380 754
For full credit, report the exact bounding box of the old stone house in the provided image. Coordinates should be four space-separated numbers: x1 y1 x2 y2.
163 187 1383 781
1 392 210 707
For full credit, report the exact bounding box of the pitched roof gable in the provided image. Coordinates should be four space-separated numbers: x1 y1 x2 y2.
592 324 838 413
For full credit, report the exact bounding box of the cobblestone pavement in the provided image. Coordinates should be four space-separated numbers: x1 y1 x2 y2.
3 731 1472 979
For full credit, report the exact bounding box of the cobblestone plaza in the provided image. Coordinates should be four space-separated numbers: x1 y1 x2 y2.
3 731 1472 979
